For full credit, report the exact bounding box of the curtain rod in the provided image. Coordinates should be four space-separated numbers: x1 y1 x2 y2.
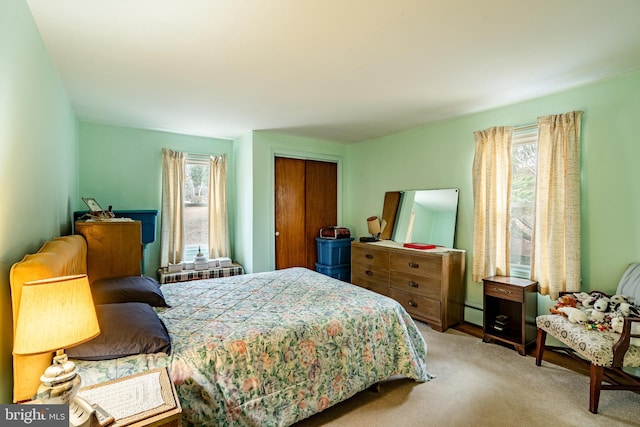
513 123 537 132
186 152 223 161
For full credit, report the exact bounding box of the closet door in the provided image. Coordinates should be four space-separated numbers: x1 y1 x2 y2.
275 157 337 270
275 157 307 269
305 160 338 268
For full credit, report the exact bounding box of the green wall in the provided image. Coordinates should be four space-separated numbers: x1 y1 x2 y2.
0 0 79 403
78 122 235 275
345 70 640 325
233 133 255 271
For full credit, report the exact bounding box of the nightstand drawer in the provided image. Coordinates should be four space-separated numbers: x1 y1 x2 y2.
484 282 524 302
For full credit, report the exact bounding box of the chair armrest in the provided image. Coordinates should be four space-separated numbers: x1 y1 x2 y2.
612 317 640 367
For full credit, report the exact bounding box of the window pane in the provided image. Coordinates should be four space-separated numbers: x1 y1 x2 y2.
184 161 209 260
510 139 536 277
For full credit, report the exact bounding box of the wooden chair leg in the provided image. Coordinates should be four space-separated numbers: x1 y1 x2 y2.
589 363 604 414
535 328 546 366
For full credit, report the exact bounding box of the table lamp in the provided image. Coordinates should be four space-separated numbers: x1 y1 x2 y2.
13 274 100 404
362 216 388 242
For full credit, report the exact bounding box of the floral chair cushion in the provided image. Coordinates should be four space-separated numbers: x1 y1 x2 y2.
537 314 640 367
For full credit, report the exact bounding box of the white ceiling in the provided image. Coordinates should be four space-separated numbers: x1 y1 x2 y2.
26 0 640 143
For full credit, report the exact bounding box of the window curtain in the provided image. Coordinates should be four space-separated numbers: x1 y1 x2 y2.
160 148 186 266
531 111 582 298
472 126 513 282
208 154 230 258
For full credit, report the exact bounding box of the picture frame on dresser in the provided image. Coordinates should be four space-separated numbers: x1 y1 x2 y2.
81 197 104 214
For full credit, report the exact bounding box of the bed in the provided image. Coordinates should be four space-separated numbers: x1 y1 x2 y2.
10 235 432 426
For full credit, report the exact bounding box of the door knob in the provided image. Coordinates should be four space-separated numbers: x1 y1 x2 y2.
275 231 280 237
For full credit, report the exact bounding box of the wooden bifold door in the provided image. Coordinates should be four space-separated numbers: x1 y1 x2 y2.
275 157 337 270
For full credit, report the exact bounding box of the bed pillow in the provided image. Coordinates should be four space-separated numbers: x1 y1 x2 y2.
91 275 169 307
67 302 171 361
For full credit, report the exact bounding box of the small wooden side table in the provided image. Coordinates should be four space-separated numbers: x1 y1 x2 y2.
482 276 538 355
78 367 181 427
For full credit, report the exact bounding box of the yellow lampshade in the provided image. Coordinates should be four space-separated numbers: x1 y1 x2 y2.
13 274 100 355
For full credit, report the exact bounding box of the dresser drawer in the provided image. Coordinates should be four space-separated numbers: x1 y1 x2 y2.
390 252 442 279
389 270 441 299
351 245 389 269
389 288 441 324
352 278 389 296
352 264 388 287
484 282 524 303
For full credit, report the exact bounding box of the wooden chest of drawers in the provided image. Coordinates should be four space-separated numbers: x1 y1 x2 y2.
351 241 465 332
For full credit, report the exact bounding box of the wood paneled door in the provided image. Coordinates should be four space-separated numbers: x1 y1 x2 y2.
275 157 337 270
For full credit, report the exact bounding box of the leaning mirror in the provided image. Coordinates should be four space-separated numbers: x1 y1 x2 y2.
389 189 459 248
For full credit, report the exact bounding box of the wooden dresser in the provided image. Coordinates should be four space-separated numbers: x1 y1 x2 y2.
351 241 465 332
75 220 142 283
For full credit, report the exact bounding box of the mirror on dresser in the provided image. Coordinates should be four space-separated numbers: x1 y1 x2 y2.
381 188 459 248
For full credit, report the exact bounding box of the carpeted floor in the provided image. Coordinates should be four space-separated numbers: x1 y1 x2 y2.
295 320 640 427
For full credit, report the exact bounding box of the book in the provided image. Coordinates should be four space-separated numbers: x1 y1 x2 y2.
403 242 436 250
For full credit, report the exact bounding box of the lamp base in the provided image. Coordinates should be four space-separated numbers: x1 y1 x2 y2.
36 351 81 404
359 236 378 242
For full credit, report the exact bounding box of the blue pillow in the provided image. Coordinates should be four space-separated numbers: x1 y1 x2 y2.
67 302 171 361
91 276 169 307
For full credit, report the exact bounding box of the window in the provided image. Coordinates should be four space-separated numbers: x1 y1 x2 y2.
161 148 228 268
472 111 580 295
509 126 538 278
183 155 210 261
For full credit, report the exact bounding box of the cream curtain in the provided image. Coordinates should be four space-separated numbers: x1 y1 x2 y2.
208 154 230 258
472 126 513 282
160 148 186 266
531 111 582 298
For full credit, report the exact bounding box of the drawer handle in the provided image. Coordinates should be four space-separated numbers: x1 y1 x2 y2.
365 270 373 276
365 254 374 259
408 301 418 307
408 281 419 288
408 262 419 269
492 286 512 295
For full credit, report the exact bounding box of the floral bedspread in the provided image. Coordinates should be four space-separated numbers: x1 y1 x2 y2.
75 267 432 426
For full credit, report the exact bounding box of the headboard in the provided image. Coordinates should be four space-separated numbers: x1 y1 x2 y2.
10 235 88 402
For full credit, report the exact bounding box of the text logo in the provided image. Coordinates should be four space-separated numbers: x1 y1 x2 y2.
1 404 66 426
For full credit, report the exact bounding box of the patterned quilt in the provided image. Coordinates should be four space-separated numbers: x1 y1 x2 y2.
75 267 432 426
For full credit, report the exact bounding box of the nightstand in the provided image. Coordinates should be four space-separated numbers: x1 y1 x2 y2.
77 367 181 427
482 276 538 355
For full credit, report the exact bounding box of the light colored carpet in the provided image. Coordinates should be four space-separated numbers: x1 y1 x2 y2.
296 320 640 427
